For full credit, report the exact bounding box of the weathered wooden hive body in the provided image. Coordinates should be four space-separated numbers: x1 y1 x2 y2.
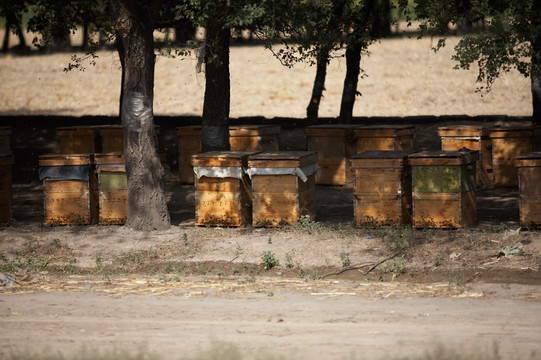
350 151 412 226
229 125 280 152
39 154 98 225
177 126 202 184
489 127 533 187
305 124 360 186
192 151 258 227
354 125 415 153
438 125 492 187
56 126 97 154
515 152 541 228
247 151 318 227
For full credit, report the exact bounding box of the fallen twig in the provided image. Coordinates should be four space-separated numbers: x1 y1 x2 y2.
364 253 400 275
320 262 375 278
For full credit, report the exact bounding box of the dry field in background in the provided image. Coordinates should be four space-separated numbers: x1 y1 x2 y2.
0 29 532 118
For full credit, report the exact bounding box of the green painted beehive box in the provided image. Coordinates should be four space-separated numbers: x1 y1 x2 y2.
409 150 478 228
94 153 128 225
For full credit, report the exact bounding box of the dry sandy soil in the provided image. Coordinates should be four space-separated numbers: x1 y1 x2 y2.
1 32 541 359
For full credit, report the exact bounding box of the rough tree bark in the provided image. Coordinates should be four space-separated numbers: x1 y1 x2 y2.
306 48 329 123
533 49 541 124
110 0 170 231
201 21 231 152
531 0 541 124
339 42 362 124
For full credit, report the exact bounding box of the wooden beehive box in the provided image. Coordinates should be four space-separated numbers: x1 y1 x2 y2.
229 125 280 151
533 127 541 152
305 124 361 186
38 154 98 225
97 125 124 153
489 127 533 187
354 125 415 153
438 125 493 187
0 155 15 223
56 126 97 154
247 151 318 227
350 151 412 226
94 152 128 225
177 126 202 184
409 150 478 228
191 151 258 226
515 152 541 228
0 127 11 155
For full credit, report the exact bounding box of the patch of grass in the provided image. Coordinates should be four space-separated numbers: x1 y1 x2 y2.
381 226 414 255
433 250 445 267
285 253 294 269
292 214 323 233
198 264 207 275
164 261 185 274
3 341 517 360
481 223 510 233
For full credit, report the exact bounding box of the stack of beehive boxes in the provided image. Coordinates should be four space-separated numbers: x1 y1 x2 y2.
38 126 133 225
192 151 319 227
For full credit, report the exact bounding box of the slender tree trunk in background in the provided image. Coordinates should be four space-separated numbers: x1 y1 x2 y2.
201 21 231 152
2 18 11 52
531 0 541 125
110 0 170 231
82 21 89 51
2 16 27 52
306 48 329 123
16 23 26 47
339 42 362 124
532 50 541 125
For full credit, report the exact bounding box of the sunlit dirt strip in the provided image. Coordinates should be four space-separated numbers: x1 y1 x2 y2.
1 276 487 299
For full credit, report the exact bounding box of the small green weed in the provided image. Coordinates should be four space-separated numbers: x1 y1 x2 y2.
198 264 207 275
378 256 406 279
340 252 351 267
295 214 323 232
181 232 188 245
433 250 445 267
262 251 279 270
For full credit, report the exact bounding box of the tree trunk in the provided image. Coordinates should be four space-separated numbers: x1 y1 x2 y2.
532 57 541 125
15 22 26 48
201 21 231 152
532 0 541 124
2 18 11 52
110 0 170 231
82 21 89 51
306 48 329 123
339 43 362 124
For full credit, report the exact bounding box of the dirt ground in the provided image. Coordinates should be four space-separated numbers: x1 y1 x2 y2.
1 34 541 359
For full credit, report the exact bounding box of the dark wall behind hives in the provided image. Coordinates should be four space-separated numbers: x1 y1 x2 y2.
1 115 532 184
